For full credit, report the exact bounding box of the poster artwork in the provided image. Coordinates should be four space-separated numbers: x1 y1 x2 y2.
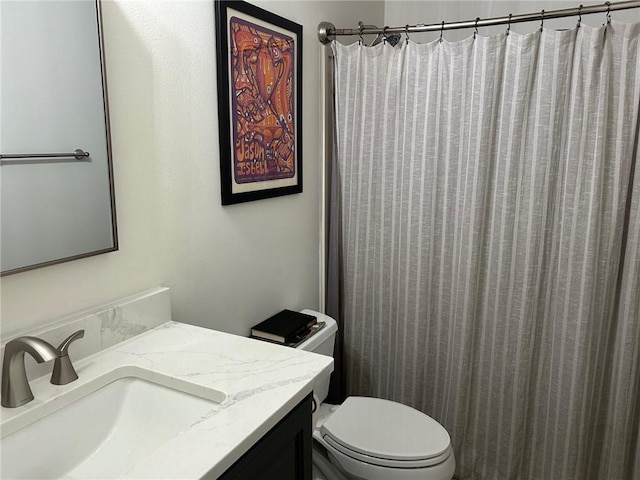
230 17 296 184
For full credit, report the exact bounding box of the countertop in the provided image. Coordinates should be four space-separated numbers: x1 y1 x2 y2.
0 321 334 479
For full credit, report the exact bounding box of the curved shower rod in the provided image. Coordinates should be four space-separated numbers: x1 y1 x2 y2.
317 0 640 44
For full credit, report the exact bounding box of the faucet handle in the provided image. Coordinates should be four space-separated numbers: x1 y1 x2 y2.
55 330 84 355
51 330 84 385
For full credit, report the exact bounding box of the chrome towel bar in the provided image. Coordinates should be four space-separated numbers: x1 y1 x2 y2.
0 149 90 160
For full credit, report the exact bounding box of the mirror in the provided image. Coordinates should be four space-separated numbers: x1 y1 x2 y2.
0 0 117 276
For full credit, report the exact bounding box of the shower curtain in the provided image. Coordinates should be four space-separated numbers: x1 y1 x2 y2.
330 21 640 480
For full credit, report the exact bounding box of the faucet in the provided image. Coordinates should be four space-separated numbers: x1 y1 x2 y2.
1 330 84 408
1 336 58 408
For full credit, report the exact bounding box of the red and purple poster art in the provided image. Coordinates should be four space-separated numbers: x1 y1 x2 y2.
230 17 296 185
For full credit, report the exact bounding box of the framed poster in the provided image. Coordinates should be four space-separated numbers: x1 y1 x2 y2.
215 0 302 205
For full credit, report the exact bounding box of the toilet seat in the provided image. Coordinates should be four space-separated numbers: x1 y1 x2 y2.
323 434 453 468
319 396 452 469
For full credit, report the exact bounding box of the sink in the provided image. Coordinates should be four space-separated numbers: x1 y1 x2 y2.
1 376 222 479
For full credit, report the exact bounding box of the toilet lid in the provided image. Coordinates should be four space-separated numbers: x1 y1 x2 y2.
320 397 450 463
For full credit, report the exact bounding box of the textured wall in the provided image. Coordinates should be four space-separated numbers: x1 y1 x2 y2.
0 1 384 337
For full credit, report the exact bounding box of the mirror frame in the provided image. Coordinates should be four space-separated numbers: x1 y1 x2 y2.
1 0 118 276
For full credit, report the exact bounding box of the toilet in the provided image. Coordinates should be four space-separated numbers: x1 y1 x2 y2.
297 310 456 480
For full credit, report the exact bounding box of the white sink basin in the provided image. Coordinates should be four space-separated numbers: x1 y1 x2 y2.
1 376 222 479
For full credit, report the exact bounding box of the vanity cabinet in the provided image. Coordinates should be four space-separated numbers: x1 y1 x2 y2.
216 393 312 480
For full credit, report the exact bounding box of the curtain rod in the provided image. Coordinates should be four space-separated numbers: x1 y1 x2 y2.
317 0 640 44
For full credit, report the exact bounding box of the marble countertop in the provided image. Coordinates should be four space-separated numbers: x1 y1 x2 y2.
1 321 334 479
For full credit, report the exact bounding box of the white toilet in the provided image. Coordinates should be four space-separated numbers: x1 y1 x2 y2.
297 310 456 480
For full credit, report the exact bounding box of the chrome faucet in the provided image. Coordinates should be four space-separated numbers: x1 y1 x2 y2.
1 330 84 408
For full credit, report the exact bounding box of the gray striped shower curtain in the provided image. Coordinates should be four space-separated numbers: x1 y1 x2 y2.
331 21 640 480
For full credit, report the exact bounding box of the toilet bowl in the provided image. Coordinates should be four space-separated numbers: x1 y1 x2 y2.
297 310 455 480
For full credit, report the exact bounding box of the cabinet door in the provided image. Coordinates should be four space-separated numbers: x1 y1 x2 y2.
217 394 312 480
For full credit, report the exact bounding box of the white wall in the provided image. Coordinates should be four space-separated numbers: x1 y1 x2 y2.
0 0 383 338
385 0 640 43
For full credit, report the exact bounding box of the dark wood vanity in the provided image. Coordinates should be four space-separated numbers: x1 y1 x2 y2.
216 393 312 480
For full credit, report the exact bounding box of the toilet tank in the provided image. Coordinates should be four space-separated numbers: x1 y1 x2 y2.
296 309 337 404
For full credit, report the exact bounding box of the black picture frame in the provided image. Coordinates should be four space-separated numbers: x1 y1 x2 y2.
215 0 303 205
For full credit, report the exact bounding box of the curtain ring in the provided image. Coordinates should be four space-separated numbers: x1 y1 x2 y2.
605 1 612 24
382 25 389 44
405 24 410 44
358 24 364 45
440 20 445 43
540 9 544 32
506 13 512 35
577 4 583 28
474 17 480 39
